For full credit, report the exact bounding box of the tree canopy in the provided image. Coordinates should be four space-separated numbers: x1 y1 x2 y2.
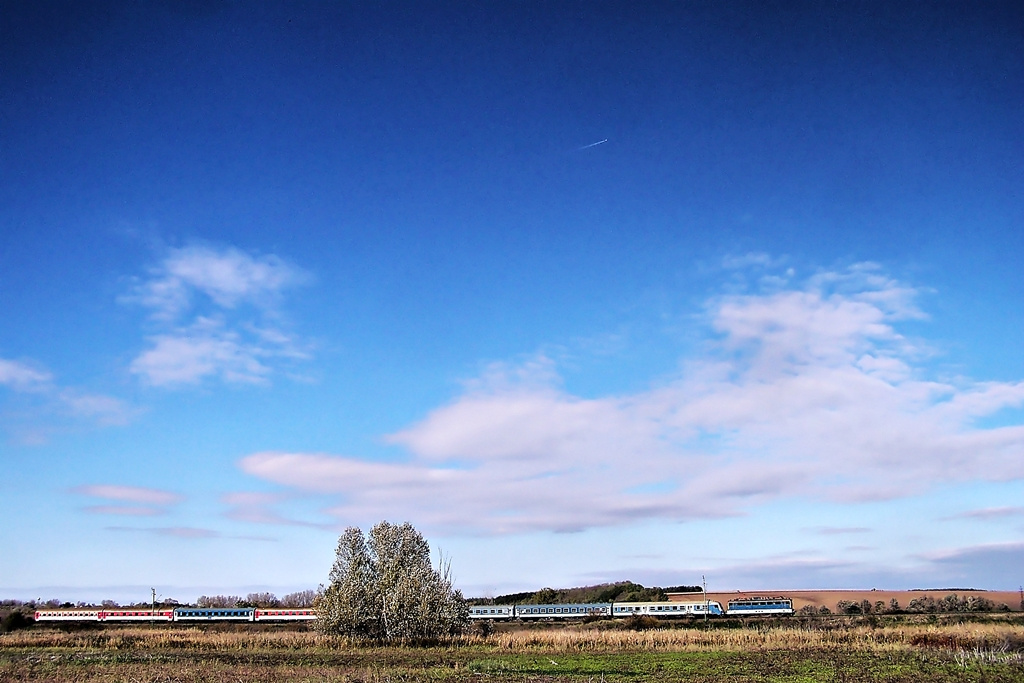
483 580 697 605
315 521 469 641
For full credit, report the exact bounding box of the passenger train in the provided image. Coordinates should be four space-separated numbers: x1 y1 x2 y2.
34 597 793 624
34 607 317 622
469 597 793 620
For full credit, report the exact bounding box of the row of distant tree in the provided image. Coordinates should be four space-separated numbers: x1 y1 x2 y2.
479 581 702 606
196 590 318 608
0 589 317 611
799 594 1019 615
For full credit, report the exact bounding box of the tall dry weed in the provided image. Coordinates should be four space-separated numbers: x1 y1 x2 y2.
3 621 1022 656
0 628 320 651
473 622 1024 654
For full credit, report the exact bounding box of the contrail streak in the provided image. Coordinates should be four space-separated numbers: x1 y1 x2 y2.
577 139 608 150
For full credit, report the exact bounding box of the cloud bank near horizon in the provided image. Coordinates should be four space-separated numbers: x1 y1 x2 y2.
236 264 1024 535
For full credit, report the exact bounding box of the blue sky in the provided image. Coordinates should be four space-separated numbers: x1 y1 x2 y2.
2 1 1023 603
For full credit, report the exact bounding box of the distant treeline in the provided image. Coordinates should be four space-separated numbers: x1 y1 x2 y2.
474 581 702 605
804 593 1019 616
196 590 317 608
0 590 317 611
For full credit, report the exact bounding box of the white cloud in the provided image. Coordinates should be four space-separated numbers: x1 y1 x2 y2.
107 526 219 539
238 265 1024 536
127 245 312 387
944 506 1024 520
155 527 220 539
220 491 330 528
106 525 275 542
721 252 777 269
624 543 1024 591
0 358 52 390
131 245 307 319
77 485 185 522
131 318 273 386
74 484 183 506
0 357 135 439
57 390 137 426
84 505 166 517
919 542 1024 590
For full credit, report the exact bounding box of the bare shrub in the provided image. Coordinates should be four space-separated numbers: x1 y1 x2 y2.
315 521 469 642
624 615 660 631
196 595 243 608
281 589 317 608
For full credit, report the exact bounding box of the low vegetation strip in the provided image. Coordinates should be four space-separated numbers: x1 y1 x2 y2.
489 623 1024 654
3 622 1023 682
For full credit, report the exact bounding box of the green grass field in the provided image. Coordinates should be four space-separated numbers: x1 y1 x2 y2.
2 617 1023 681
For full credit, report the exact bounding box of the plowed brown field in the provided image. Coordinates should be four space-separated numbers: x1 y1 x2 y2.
669 589 1022 612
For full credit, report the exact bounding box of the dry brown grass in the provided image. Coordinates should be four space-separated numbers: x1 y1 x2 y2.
482 621 1024 654
4 620 1022 654
0 627 320 651
4 621 1024 682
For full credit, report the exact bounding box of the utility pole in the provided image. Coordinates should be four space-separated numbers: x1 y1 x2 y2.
702 575 708 626
151 588 157 623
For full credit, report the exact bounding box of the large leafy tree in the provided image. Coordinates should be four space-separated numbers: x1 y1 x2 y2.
315 521 469 641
